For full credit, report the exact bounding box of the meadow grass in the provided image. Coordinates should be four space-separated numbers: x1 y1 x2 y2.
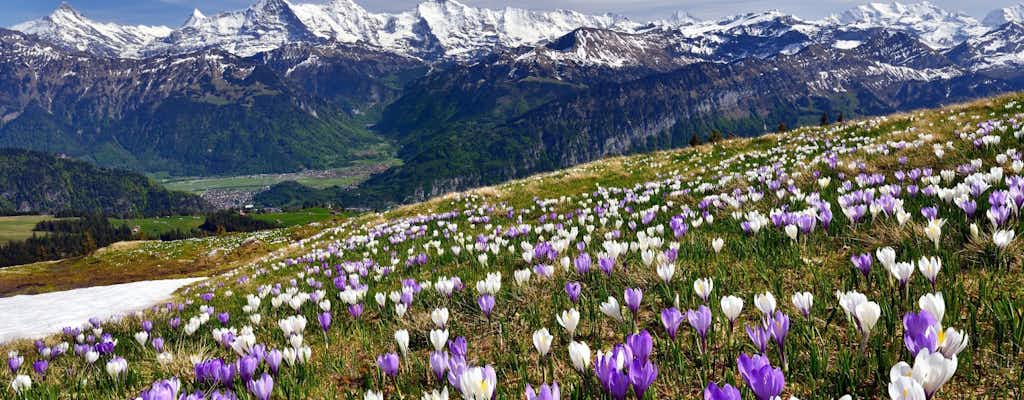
1 94 1023 399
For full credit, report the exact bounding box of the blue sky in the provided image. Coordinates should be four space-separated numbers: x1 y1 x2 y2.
0 0 1017 28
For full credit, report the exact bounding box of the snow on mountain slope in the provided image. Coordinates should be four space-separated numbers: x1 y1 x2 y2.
8 0 1022 70
154 0 636 60
983 4 1024 27
146 0 320 57
11 3 170 58
836 1 987 49
946 21 1024 73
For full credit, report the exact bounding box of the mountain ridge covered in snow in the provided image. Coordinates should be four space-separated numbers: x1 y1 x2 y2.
10 0 1023 62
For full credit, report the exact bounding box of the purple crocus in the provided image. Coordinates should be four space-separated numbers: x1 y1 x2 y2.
32 359 48 378
348 303 364 319
624 288 643 316
151 337 165 353
687 305 712 353
237 355 259 382
318 312 332 332
574 253 592 275
217 312 230 326
377 353 400 376
628 359 658 399
525 382 560 400
746 325 770 355
7 355 22 373
661 308 684 340
564 282 581 304
246 373 274 400
737 353 785 400
626 330 653 363
478 294 496 318
598 257 615 276
429 351 448 381
704 382 741 400
139 378 182 400
265 349 283 376
903 310 939 357
850 252 872 280
769 311 790 370
141 320 153 333
594 346 631 400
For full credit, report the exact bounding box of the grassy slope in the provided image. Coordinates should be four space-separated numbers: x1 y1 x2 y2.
1 94 1023 399
0 215 56 244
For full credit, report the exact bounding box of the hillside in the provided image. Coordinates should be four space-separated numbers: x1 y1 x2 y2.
0 148 207 217
1 93 1021 398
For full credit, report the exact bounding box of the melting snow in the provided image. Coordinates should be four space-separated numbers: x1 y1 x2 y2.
0 278 205 344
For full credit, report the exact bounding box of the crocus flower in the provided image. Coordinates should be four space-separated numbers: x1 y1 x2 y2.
525 382 560 400
557 309 580 339
704 382 741 400
661 308 683 340
376 353 399 377
903 310 939 357
458 365 497 400
568 341 591 372
477 294 496 318
31 360 47 378
237 355 259 382
628 359 658 399
533 328 553 358
694 278 713 303
791 292 813 318
746 325 770 355
737 353 785 400
564 282 581 304
8 355 22 374
626 331 653 363
429 351 448 381
687 306 712 353
266 349 282 378
318 312 332 332
851 253 872 281
246 373 273 400
624 288 643 316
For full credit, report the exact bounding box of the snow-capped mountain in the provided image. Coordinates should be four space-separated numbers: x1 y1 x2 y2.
11 3 171 58
983 4 1024 26
150 0 636 60
146 0 321 57
947 21 1024 73
835 1 987 48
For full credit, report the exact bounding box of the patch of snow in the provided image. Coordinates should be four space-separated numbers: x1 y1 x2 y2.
834 40 863 49
0 277 205 344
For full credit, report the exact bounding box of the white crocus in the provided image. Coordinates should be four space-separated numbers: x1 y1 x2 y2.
754 292 777 316
693 278 713 302
568 341 591 372
556 308 580 338
533 328 553 358
395 329 410 359
924 219 946 249
918 293 946 325
600 296 624 322
993 229 1015 249
720 295 744 323
430 329 449 352
711 237 725 253
431 308 450 329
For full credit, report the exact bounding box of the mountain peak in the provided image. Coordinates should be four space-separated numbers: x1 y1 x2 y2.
983 4 1024 27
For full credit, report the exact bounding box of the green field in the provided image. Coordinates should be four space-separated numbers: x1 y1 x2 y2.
161 159 401 193
0 215 55 243
109 215 205 238
250 207 336 226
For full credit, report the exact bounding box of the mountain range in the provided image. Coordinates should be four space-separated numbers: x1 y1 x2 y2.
3 0 1024 207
